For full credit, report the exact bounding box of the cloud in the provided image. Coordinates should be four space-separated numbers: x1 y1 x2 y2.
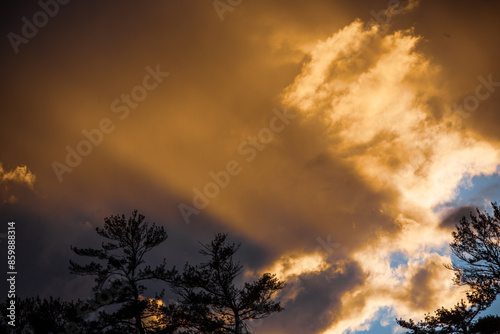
263 259 366 334
439 205 476 230
278 6 500 333
284 20 500 208
0 163 36 204
0 163 35 185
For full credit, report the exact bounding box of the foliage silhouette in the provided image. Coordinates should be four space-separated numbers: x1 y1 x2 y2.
448 203 500 295
397 289 496 333
1 214 286 333
166 233 284 334
0 296 86 334
69 210 172 334
471 315 500 333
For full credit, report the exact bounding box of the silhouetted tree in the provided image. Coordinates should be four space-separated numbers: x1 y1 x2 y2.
69 210 173 334
0 296 30 334
471 315 500 334
397 288 496 333
449 202 500 294
167 233 284 334
0 296 86 334
397 202 500 333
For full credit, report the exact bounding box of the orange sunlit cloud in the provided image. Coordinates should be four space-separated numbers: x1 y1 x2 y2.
278 6 500 332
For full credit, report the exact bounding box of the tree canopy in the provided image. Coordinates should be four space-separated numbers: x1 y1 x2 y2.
167 233 284 334
397 202 500 334
449 203 500 295
0 212 286 333
69 210 172 334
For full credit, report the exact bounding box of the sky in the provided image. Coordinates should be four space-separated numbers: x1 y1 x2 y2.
1 0 500 333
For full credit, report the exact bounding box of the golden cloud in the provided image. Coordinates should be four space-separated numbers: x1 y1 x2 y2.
277 7 500 333
0 163 36 204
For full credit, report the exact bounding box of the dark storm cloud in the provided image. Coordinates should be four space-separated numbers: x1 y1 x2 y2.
263 261 366 334
439 205 476 230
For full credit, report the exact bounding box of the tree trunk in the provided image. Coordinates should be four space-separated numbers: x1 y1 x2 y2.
234 312 242 334
135 311 145 334
132 286 146 334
